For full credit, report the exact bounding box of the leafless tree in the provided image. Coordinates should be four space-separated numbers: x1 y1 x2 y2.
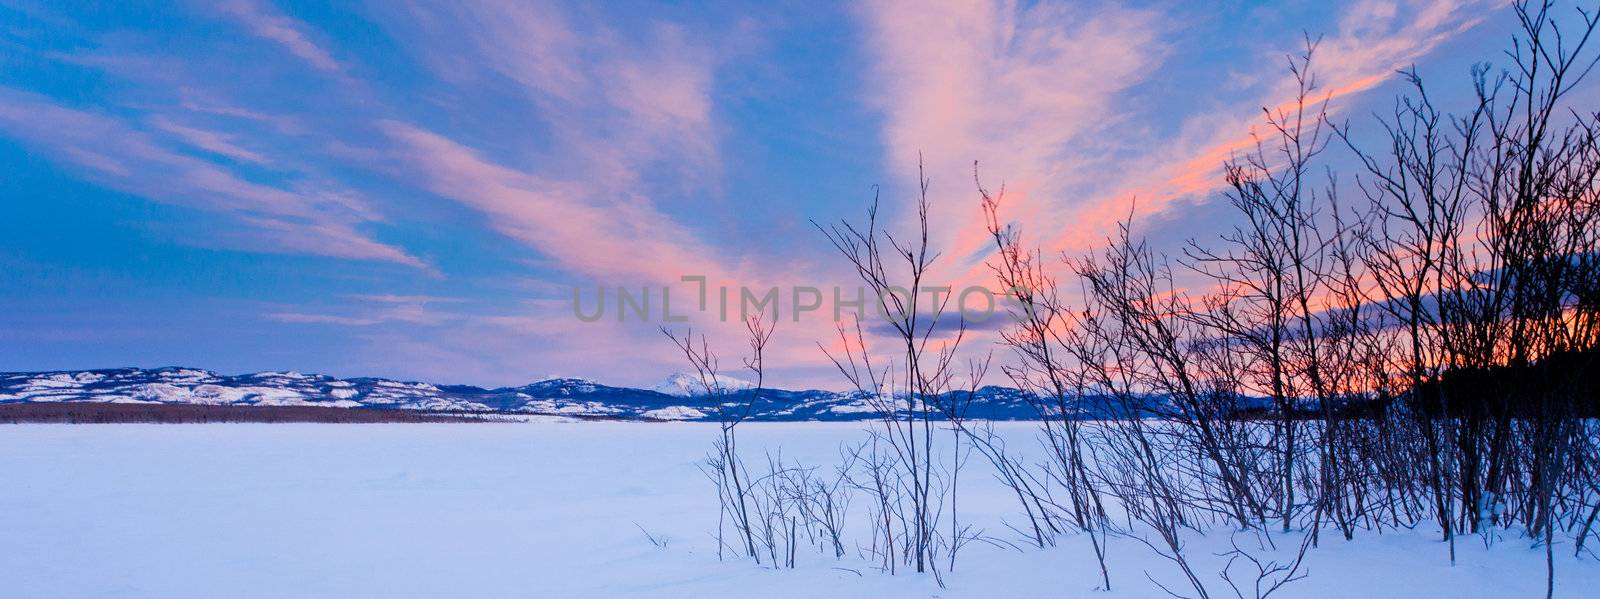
663 315 775 563
815 160 981 584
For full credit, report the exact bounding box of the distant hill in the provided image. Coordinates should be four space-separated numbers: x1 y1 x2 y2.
0 367 1060 422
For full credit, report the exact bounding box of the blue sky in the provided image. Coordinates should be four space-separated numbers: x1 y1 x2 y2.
0 0 1555 388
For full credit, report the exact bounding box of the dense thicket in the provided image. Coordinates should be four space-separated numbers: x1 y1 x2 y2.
978 3 1600 596
666 3 1600 596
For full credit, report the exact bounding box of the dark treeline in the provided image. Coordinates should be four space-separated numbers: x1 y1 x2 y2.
1413 346 1600 418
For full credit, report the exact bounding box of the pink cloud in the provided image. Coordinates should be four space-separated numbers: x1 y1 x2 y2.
399 1 721 196
371 1 739 286
151 117 271 164
860 0 1497 296
1032 0 1498 257
267 313 385 326
857 0 1167 288
218 0 344 74
379 122 731 284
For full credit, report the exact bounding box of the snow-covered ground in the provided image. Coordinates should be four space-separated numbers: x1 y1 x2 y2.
0 422 1593 597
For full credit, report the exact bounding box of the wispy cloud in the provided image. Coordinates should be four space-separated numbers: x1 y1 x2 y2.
267 294 463 327
857 0 1167 283
379 121 731 283
401 1 719 176
373 1 734 284
217 0 344 74
1036 0 1498 256
150 117 271 164
860 0 1497 284
0 89 424 268
267 312 387 326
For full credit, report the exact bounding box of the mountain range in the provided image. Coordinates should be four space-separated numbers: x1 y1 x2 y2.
0 367 1049 421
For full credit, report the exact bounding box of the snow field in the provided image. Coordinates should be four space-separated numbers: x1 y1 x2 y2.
0 422 1593 597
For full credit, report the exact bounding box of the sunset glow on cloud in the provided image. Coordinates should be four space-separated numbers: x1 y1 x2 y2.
0 0 1524 388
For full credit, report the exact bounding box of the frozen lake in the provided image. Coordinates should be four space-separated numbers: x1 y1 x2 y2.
1 422 1593 597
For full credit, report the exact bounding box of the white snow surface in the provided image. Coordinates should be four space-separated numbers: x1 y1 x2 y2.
641 405 708 420
0 422 1594 598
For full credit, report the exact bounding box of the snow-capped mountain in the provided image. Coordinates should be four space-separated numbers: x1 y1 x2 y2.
0 367 1055 421
651 372 756 397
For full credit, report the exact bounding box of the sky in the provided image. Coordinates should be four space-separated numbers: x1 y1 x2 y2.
0 0 1555 389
